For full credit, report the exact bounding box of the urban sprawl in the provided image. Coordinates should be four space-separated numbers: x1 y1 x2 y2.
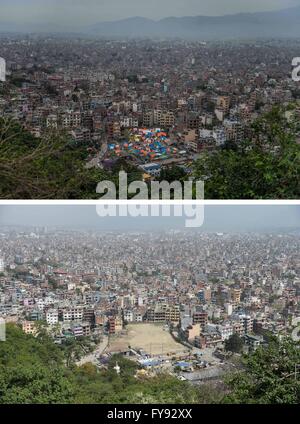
0 37 300 178
0 228 299 383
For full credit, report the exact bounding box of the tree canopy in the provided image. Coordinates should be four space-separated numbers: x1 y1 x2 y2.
224 337 300 404
0 119 143 199
1 106 299 199
225 334 244 354
0 118 112 199
1 325 300 404
0 324 221 404
193 107 300 199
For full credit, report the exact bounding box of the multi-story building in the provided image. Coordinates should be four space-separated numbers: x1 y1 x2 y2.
71 322 91 338
62 307 83 322
46 114 58 129
106 121 121 139
70 128 91 143
123 310 134 323
22 320 38 335
142 111 154 127
61 111 81 128
193 311 208 327
240 315 253 335
108 316 123 334
0 258 4 273
217 96 230 112
46 308 59 325
146 304 180 324
217 324 233 341
224 119 244 143
231 288 242 306
140 163 161 178
83 308 95 326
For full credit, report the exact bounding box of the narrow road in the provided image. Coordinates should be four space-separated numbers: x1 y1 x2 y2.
76 334 109 366
86 140 108 169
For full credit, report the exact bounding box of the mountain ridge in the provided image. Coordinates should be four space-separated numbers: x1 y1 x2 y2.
1 6 300 39
87 6 300 39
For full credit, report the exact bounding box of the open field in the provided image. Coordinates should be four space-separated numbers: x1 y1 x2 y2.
107 323 187 356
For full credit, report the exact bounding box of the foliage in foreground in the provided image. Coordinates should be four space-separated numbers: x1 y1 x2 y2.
0 119 141 199
193 107 300 199
1 106 299 199
224 334 244 354
224 337 300 404
1 325 300 404
0 324 221 404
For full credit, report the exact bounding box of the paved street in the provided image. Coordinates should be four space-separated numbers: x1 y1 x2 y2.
76 334 109 366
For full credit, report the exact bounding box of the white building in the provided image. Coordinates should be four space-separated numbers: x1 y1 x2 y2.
137 296 144 307
225 303 233 316
123 310 134 322
134 312 143 322
0 258 4 273
120 116 139 128
46 309 59 325
217 324 233 341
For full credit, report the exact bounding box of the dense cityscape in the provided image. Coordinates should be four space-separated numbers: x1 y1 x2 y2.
0 36 300 178
0 225 299 385
1 0 300 409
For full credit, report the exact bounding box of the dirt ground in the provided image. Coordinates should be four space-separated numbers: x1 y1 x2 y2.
107 323 186 356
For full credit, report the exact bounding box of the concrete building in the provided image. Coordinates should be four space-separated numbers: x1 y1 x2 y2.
46 309 59 325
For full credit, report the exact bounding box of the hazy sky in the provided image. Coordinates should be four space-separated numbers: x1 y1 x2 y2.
0 205 299 232
0 0 299 24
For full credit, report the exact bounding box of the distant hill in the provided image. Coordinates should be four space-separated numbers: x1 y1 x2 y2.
87 7 300 39
1 6 300 39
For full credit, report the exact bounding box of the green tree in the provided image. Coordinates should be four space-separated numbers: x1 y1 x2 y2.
0 324 75 404
61 337 93 367
0 365 75 404
0 118 110 199
193 107 300 199
224 337 300 404
0 118 146 199
159 165 188 183
225 334 244 354
0 325 223 404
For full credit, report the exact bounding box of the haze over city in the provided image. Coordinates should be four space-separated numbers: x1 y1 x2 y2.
0 204 299 405
0 0 300 411
0 0 299 23
2 0 300 39
0 205 299 232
